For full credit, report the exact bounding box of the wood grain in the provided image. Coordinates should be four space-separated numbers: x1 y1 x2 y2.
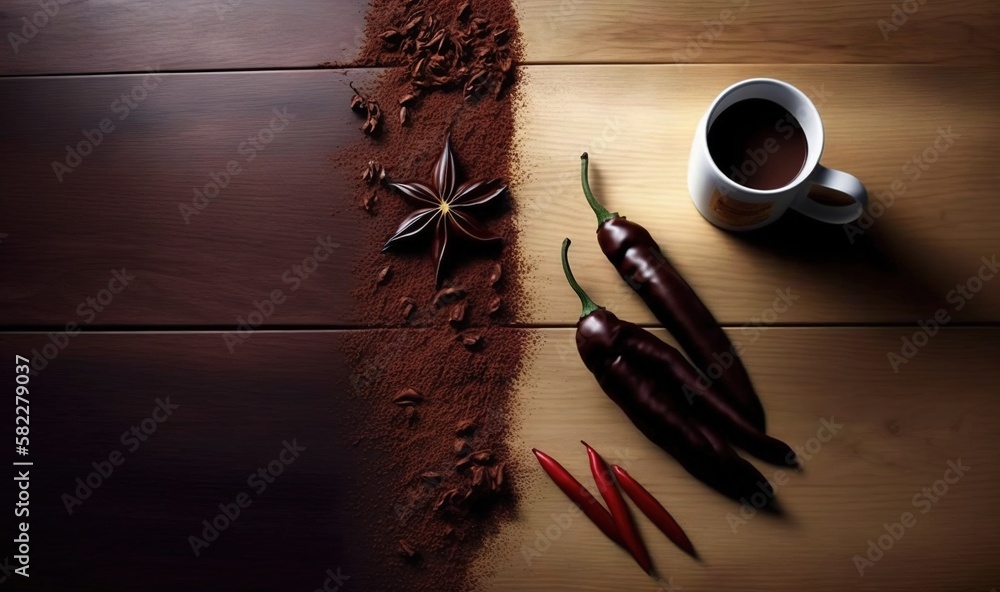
516 64 1000 325
0 0 368 75
516 0 1000 65
487 327 1000 591
4 327 995 590
0 331 374 590
1 0 996 75
3 65 997 326
0 70 374 326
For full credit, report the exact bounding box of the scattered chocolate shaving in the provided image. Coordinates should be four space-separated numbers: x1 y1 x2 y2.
490 462 506 489
448 301 467 326
399 296 417 321
393 387 424 406
488 263 502 286
362 160 387 185
457 0 471 21
470 450 492 464
433 286 467 307
470 465 485 488
455 419 477 436
421 471 443 486
399 539 418 559
458 332 482 349
454 456 472 472
486 295 502 316
350 82 383 136
363 189 378 214
399 105 409 126
376 265 393 286
453 438 471 457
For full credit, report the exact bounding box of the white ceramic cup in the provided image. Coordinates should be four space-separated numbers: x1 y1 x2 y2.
688 78 868 231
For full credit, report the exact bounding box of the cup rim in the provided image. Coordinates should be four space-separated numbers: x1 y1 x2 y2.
702 78 825 197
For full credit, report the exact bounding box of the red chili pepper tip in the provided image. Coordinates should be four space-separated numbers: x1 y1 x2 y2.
612 465 698 560
582 442 653 574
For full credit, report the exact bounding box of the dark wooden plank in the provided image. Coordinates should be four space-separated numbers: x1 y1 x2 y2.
0 70 371 327
0 331 378 590
0 0 368 75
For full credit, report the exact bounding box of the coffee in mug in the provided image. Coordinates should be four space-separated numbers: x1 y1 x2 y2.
688 78 868 231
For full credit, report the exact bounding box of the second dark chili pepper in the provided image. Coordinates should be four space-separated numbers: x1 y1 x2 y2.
562 238 789 503
579 152 768 433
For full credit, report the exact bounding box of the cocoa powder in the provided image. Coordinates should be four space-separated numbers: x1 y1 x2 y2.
333 0 526 590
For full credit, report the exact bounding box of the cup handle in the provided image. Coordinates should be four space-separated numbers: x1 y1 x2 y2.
790 165 868 224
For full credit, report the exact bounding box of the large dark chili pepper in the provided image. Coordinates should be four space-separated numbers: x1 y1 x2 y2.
562 238 794 503
579 153 767 433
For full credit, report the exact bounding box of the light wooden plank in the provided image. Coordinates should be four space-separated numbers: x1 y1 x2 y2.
486 327 1000 591
516 64 1000 325
516 0 1000 65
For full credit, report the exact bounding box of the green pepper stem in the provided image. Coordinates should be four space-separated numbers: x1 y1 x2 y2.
580 153 618 226
561 238 600 318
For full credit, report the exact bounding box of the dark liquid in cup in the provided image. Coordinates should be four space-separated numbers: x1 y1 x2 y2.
707 98 808 190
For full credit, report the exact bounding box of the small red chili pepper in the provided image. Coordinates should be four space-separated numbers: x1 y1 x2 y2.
531 448 622 546
612 465 697 559
583 442 653 573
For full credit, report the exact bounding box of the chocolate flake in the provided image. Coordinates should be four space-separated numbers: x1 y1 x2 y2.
448 301 467 326
399 539 418 559
363 190 378 213
399 105 409 126
456 419 477 436
376 265 393 286
393 387 424 406
433 286 467 307
453 438 471 456
349 83 383 136
488 262 502 286
458 332 482 349
470 450 492 464
399 296 417 320
421 471 443 486
487 295 502 316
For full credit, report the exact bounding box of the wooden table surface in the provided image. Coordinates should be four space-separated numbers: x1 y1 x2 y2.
2 1 998 590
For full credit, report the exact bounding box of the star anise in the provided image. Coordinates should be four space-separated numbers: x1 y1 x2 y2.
382 135 505 286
